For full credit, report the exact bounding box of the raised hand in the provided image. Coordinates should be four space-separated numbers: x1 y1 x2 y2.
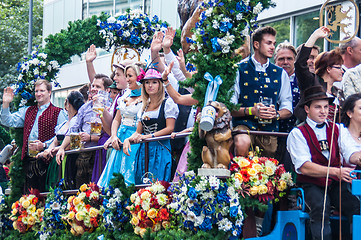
305 26 330 47
151 32 164 54
163 27 176 53
176 49 186 70
86 44 97 63
162 61 174 80
2 87 14 108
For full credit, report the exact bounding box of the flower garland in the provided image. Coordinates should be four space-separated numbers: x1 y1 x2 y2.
10 193 43 233
38 180 67 239
169 171 244 239
102 185 130 231
98 9 168 51
63 183 104 236
129 181 173 238
231 155 294 203
14 49 60 107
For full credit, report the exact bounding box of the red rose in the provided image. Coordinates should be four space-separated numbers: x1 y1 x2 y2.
90 217 98 228
158 208 169 221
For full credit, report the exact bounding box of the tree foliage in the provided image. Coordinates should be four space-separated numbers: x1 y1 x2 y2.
0 0 43 92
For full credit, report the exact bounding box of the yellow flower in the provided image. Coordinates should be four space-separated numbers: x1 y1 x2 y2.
247 167 258 176
147 208 157 219
258 184 268 195
73 197 81 206
73 224 85 236
68 196 75 204
11 208 17 215
140 228 147 238
19 197 25 204
80 184 88 192
89 207 99 218
22 200 30 209
67 211 75 220
265 166 275 176
249 186 259 196
36 209 44 218
130 193 137 203
13 221 18 230
78 192 86 200
28 216 36 226
11 202 17 209
27 205 36 214
141 191 151 200
253 163 263 172
253 156 259 163
131 216 139 226
277 180 287 192
234 173 243 183
76 211 84 221
238 157 251 168
134 226 141 235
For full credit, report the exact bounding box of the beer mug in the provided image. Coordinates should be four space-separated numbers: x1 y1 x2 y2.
70 133 82 150
90 116 102 135
199 105 216 131
93 90 109 114
28 140 40 157
258 96 273 124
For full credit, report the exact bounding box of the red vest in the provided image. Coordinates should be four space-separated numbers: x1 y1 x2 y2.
297 122 340 187
22 104 62 159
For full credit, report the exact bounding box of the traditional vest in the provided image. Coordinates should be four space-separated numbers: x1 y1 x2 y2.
22 104 62 159
297 122 340 187
141 99 167 134
233 59 282 131
279 75 300 132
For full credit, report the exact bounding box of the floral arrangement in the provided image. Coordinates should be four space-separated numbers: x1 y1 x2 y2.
169 171 244 239
14 49 60 107
10 192 43 233
63 183 104 236
38 181 67 239
129 181 173 237
230 155 294 203
0 192 11 235
98 9 168 51
102 185 130 231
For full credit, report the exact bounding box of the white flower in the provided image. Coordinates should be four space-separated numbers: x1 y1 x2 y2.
18 74 23 80
19 99 27 107
222 45 230 54
78 192 86 200
205 7 213 17
107 16 116 24
152 182 165 194
212 20 219 29
31 58 40 66
185 210 197 222
33 68 39 76
222 17 231 23
209 176 220 190
31 50 37 56
22 63 29 72
156 193 168 205
194 214 205 227
229 197 239 207
253 3 263 15
185 171 195 177
236 13 243 21
141 199 150 211
50 202 60 211
50 60 59 70
124 30 131 37
243 0 250 6
241 27 249 37
97 19 101 26
281 172 294 186
39 61 46 67
236 218 243 227
224 219 233 231
38 53 47 59
114 188 123 198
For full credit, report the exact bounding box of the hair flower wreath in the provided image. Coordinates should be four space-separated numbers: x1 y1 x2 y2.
137 68 146 82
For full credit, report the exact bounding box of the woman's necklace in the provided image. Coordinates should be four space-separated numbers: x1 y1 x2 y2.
351 132 361 141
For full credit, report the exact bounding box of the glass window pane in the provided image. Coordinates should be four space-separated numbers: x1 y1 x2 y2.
295 11 324 51
267 18 290 45
115 0 143 15
82 0 114 19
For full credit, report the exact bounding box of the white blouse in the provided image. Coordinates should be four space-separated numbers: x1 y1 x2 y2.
137 98 179 122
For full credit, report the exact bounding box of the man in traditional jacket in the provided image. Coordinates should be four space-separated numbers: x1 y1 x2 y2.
287 85 360 240
0 80 67 192
231 26 293 157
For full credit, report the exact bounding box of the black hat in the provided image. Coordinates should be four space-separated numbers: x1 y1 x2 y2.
301 85 334 106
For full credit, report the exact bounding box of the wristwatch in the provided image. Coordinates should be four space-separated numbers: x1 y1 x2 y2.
275 112 280 121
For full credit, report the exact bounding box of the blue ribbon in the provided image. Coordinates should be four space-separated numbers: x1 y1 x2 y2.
203 72 223 106
129 88 141 97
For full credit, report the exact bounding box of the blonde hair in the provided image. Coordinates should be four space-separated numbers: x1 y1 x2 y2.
141 79 165 111
125 62 145 77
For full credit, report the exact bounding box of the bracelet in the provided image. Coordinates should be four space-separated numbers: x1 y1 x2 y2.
243 107 247 116
163 81 170 88
248 107 253 116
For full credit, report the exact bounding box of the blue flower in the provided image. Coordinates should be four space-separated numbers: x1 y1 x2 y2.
230 10 235 14
216 192 228 203
21 90 34 100
186 63 196 72
184 220 195 230
218 2 224 7
133 18 140 26
16 62 22 72
200 217 212 231
203 203 215 215
187 187 197 200
118 15 127 21
230 206 238 218
236 2 247 12
186 37 196 44
114 24 121 30
129 35 140 45
117 30 124 37
161 23 168 29
152 15 159 23
211 37 221 52
219 21 233 32
191 202 202 216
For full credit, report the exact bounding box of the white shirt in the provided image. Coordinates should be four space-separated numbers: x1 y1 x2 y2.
287 117 359 173
231 55 293 113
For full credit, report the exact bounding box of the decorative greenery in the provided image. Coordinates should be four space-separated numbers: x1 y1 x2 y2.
0 126 12 146
169 171 244 239
181 0 274 172
98 9 168 51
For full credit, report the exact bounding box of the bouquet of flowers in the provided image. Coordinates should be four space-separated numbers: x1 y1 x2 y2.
38 181 67 239
169 171 244 239
63 183 104 236
98 9 168 51
231 155 294 203
102 185 130 231
15 49 60 107
129 181 173 238
10 192 43 233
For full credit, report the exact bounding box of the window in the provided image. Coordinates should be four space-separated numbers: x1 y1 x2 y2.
294 11 324 51
267 18 290 45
